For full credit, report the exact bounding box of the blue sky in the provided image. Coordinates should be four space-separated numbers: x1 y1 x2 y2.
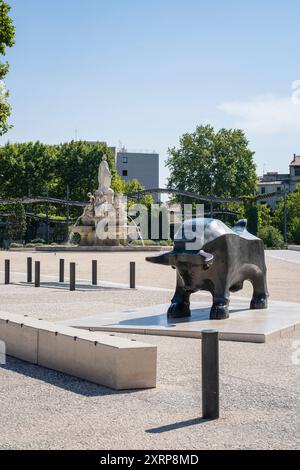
2 0 300 186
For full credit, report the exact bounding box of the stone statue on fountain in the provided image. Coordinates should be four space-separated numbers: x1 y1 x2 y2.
80 192 95 226
98 154 112 192
94 154 115 219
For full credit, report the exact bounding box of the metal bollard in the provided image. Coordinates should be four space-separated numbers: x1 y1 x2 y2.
130 262 136 289
27 257 32 283
201 330 219 420
92 260 97 286
70 262 76 291
35 261 40 288
59 259 65 283
5 259 10 285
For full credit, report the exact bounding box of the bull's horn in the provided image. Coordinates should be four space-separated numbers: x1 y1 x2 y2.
199 250 214 265
146 252 172 265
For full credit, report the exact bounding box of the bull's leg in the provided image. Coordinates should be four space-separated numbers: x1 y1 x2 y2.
210 281 230 320
167 272 191 319
250 270 269 310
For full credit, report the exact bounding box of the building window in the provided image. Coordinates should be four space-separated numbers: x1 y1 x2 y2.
295 167 300 176
122 156 128 164
122 170 128 177
261 187 266 194
277 187 281 192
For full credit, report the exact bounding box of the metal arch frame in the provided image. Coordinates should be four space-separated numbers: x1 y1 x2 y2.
127 187 280 203
0 188 282 206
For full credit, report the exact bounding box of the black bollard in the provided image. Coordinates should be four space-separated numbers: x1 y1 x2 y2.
5 259 10 285
35 261 40 288
70 262 76 291
201 330 219 420
59 259 65 283
130 262 136 289
27 257 32 283
92 260 97 286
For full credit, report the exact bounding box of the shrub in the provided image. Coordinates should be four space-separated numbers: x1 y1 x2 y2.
258 225 284 249
25 243 44 248
30 238 45 244
130 239 174 246
130 239 157 246
159 240 173 246
289 217 300 245
9 242 23 248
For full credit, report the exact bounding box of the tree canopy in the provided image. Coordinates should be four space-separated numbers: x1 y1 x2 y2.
0 140 152 214
274 184 300 243
0 141 115 200
0 0 15 136
166 125 258 199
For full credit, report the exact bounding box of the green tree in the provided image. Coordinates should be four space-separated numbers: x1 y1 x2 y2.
0 0 15 136
166 125 257 199
54 141 115 201
6 202 27 241
0 141 58 197
258 203 273 229
274 184 300 243
113 176 153 207
289 217 300 245
258 225 284 249
0 140 151 223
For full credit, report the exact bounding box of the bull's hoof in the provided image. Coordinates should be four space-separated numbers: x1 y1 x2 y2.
210 304 229 320
250 296 268 310
167 302 191 319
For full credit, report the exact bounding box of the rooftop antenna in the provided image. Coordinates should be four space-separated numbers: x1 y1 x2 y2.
263 163 266 176
118 140 123 151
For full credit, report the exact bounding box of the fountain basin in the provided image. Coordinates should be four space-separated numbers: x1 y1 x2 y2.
69 225 123 247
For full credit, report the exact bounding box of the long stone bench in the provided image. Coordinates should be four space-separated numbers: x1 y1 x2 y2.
0 312 157 390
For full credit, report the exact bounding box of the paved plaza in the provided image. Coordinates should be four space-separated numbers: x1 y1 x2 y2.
0 250 300 449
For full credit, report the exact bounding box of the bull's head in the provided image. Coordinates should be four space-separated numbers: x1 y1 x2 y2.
146 248 214 270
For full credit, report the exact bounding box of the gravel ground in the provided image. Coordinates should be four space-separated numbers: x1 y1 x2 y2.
0 250 299 449
0 332 299 450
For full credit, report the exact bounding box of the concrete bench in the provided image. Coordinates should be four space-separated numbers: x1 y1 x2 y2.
0 312 157 390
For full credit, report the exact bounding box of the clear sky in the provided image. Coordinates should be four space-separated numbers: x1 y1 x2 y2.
2 0 300 186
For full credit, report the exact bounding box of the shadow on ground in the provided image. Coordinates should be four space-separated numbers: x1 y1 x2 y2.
1 357 141 397
117 307 250 327
146 418 210 433
16 281 129 292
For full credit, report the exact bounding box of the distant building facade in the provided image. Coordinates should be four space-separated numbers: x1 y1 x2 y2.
116 150 160 202
87 141 160 201
258 154 300 209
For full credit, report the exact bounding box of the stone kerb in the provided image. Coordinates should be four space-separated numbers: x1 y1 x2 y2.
0 312 157 390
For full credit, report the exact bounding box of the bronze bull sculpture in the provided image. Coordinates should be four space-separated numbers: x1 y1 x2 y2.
146 218 269 320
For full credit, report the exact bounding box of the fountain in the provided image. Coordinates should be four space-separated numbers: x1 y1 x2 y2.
69 155 134 246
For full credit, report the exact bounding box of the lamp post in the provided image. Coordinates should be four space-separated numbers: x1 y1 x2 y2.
283 184 288 244
66 184 70 242
45 187 50 244
210 177 214 218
